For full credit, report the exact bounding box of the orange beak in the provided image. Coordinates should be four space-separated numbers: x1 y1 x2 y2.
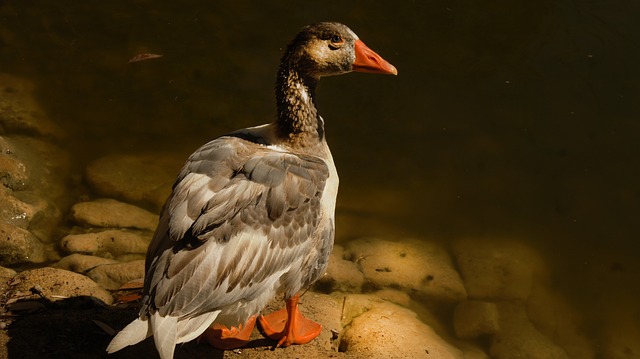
352 39 398 75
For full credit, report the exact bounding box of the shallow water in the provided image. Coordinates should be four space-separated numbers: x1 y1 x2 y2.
2 0 640 355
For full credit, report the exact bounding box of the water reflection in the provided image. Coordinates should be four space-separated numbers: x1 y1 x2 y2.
1 0 639 356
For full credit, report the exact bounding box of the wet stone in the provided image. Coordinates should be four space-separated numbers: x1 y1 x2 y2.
70 198 159 231
0 222 46 266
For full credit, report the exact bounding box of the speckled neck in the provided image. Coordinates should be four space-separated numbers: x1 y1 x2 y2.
275 63 324 148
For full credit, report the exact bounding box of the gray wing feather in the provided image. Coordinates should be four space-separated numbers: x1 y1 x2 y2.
144 136 330 318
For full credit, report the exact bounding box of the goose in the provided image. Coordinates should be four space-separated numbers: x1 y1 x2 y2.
107 21 396 359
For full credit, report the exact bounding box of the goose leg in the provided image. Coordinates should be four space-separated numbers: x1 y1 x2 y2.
258 294 322 347
199 315 257 350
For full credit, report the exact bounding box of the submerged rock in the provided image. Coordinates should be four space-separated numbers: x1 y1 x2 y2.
452 237 546 301
70 198 159 231
345 238 467 302
0 73 65 139
453 300 500 339
85 153 180 210
490 301 569 359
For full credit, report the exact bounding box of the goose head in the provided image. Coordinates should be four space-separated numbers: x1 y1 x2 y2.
281 22 398 79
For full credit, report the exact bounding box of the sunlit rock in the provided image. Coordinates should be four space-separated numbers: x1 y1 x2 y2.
0 222 46 266
60 229 152 258
54 253 118 274
345 238 467 302
70 198 159 231
453 300 500 339
490 301 569 359
9 267 112 305
86 259 145 290
85 153 181 210
314 244 364 293
452 237 547 300
340 299 464 359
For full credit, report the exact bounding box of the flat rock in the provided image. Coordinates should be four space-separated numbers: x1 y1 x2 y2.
0 222 46 265
70 198 159 231
85 153 181 209
9 267 112 305
314 244 364 293
60 229 152 258
340 299 464 359
452 237 547 300
86 259 145 290
345 238 467 302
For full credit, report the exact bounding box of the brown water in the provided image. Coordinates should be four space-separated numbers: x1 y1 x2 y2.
2 0 640 354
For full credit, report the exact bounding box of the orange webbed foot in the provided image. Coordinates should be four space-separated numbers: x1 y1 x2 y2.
258 294 322 347
199 315 257 350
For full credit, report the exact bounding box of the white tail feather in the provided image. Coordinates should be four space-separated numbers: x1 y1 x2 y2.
106 318 151 354
150 313 178 359
176 310 221 344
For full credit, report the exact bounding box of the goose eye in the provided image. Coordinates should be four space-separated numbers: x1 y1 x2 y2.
330 35 344 47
